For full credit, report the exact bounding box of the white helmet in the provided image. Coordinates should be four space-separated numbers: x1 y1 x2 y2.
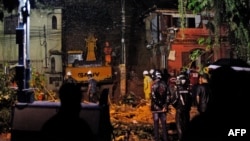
66 71 72 76
149 69 154 74
155 71 161 75
87 70 92 75
143 70 149 75
155 71 162 79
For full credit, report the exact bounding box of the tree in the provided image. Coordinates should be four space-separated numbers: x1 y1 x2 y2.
181 0 250 61
0 0 59 21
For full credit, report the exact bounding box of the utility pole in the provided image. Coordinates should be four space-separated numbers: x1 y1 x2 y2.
119 0 126 96
40 25 48 68
15 0 33 103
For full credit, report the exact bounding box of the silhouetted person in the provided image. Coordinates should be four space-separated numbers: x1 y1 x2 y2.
40 83 95 141
150 71 169 141
87 70 98 103
182 65 249 141
195 73 211 114
161 68 170 85
172 74 192 141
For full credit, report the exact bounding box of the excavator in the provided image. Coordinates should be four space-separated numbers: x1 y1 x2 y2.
64 33 114 91
12 33 113 140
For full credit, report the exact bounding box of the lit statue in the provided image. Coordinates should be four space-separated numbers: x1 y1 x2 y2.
85 33 98 61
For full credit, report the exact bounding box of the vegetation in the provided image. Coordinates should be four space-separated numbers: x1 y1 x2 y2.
30 69 47 100
0 0 58 21
185 0 250 61
0 72 16 133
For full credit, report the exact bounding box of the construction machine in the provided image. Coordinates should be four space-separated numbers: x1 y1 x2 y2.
64 34 113 92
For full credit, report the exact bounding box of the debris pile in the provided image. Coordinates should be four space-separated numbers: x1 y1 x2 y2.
109 101 198 141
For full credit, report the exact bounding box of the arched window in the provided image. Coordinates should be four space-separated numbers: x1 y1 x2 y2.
52 16 57 29
51 57 56 73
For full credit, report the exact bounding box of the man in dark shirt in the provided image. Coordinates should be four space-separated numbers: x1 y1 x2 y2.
172 74 193 141
195 73 211 114
87 70 98 103
150 71 169 141
183 65 250 141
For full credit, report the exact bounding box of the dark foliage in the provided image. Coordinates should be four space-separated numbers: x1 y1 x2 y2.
2 0 19 13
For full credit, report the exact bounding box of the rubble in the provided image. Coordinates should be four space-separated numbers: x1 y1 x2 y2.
109 101 198 141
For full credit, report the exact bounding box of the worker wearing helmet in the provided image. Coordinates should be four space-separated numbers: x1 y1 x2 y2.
150 71 169 141
149 69 155 79
64 71 77 84
143 70 152 101
172 74 192 141
87 70 98 103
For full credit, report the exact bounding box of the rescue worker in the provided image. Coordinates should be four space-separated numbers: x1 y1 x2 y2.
149 69 155 79
150 71 169 141
64 71 77 84
171 74 192 141
87 70 98 103
143 70 152 101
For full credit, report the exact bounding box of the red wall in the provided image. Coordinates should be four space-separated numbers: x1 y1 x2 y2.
166 27 229 74
168 44 204 74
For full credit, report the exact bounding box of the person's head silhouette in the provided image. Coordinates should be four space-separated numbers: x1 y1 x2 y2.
41 83 95 141
58 83 82 116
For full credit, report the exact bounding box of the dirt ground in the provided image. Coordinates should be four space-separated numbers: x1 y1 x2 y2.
109 102 198 141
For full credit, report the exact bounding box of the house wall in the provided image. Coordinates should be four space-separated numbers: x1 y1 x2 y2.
0 8 62 74
166 26 229 74
0 4 231 90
